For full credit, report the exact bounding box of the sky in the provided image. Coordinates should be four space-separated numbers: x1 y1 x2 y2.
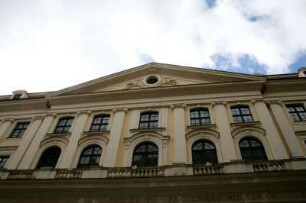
1 0 306 95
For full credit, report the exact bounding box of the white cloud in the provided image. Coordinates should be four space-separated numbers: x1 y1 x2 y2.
0 0 306 94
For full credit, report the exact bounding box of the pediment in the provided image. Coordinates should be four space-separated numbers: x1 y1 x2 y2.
48 63 265 97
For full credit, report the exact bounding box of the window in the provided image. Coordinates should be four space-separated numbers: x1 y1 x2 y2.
139 111 158 129
132 142 158 167
9 122 30 138
0 156 9 168
90 114 110 132
78 145 102 168
286 104 306 122
54 117 74 134
239 137 267 162
36 146 61 169
231 105 254 123
190 108 211 126
192 140 218 165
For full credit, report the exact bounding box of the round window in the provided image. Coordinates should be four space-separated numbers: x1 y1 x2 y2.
146 75 159 85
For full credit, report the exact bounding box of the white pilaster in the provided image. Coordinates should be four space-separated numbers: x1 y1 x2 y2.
0 119 14 139
172 104 187 164
269 101 305 158
18 114 55 169
102 109 126 167
253 101 289 159
212 102 238 162
6 117 43 169
58 111 89 169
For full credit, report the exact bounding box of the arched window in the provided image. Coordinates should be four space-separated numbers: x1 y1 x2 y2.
54 117 74 134
231 105 253 123
139 111 159 129
239 137 267 161
36 146 61 169
77 145 102 168
90 114 110 132
132 142 158 167
192 140 218 165
190 108 211 126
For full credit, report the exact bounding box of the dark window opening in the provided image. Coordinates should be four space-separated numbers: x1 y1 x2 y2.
190 108 211 126
132 142 158 167
286 104 306 122
78 145 102 168
231 105 254 123
192 140 218 165
54 117 74 134
36 146 61 169
90 114 110 132
139 111 159 129
9 122 30 138
239 137 267 162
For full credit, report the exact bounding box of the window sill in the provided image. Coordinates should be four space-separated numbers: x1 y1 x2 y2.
83 130 110 136
187 124 216 130
230 121 261 127
46 132 72 137
130 127 166 133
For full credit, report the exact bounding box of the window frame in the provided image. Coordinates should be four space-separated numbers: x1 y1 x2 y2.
231 105 254 123
89 114 110 132
132 142 159 167
36 146 61 169
0 156 10 168
77 145 102 168
239 137 268 162
286 103 306 122
54 117 74 134
192 140 218 165
9 122 30 138
139 111 159 129
190 108 211 126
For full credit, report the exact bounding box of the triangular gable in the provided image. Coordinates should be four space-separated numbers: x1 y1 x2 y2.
47 63 266 97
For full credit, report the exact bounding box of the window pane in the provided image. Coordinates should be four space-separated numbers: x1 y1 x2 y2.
132 142 158 167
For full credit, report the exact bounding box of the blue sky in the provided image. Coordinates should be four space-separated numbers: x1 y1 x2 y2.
0 0 306 94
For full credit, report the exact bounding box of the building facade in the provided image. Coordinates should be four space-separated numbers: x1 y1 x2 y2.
0 63 306 202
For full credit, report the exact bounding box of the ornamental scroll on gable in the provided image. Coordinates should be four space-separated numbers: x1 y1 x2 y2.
126 76 177 89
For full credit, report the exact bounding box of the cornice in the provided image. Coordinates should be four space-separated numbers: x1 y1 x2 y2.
0 99 47 112
47 81 264 106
